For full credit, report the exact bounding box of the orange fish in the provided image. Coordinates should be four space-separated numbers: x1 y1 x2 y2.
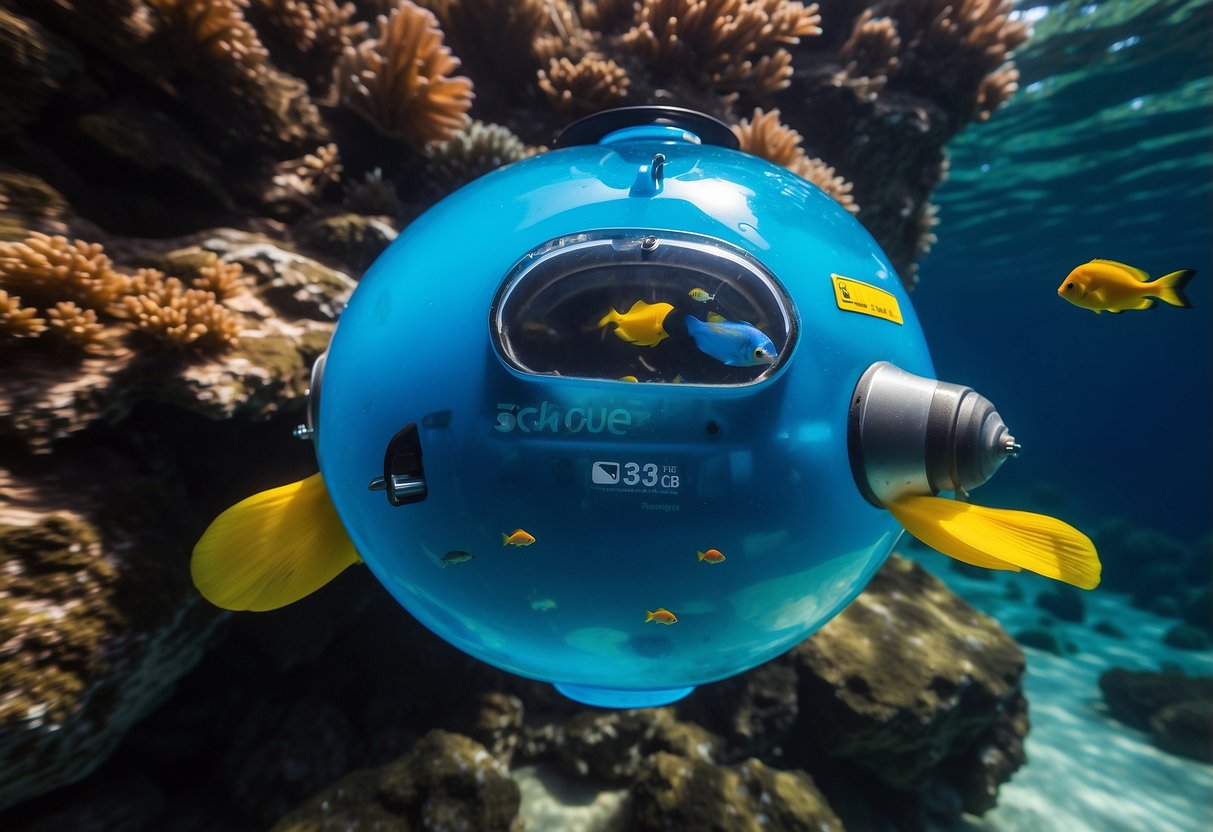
644 607 678 625
502 529 536 547
697 549 726 564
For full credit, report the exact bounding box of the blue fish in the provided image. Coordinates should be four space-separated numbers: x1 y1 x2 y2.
685 316 777 366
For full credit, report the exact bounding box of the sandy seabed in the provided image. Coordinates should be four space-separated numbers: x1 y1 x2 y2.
923 553 1213 832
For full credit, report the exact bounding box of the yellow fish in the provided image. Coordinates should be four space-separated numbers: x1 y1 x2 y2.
645 607 678 625
697 548 726 564
1057 260 1195 314
598 300 673 346
688 288 715 302
502 528 536 547
618 375 639 382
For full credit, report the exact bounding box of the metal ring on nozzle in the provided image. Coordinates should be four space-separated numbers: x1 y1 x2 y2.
847 362 1019 507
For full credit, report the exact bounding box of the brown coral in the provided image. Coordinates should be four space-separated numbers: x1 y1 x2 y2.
620 0 822 96
424 120 541 190
247 0 366 91
337 1 474 145
834 10 901 102
733 108 857 214
421 0 554 91
270 142 344 203
976 63 1020 121
192 254 251 300
122 275 242 351
0 232 128 314
45 302 106 349
538 53 630 114
0 289 46 338
145 0 269 79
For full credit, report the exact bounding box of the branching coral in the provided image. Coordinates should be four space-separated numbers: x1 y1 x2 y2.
0 232 127 313
122 275 243 350
619 0 822 96
247 0 366 91
877 0 1028 119
0 233 244 354
0 289 46 338
424 120 541 190
337 0 474 145
834 10 901 102
975 63 1020 121
538 53 630 114
733 108 858 213
145 0 269 80
420 0 554 92
192 254 251 300
343 167 404 217
270 143 344 203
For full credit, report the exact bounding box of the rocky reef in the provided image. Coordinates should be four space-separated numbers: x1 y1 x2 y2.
1 0 1036 828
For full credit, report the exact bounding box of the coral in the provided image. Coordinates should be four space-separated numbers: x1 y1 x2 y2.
421 0 554 92
424 120 541 190
619 0 822 96
246 0 366 91
45 302 106 349
192 253 252 300
122 275 242 351
268 143 344 205
336 1 474 145
834 9 901 102
0 232 127 314
0 9 79 137
733 109 858 213
145 0 269 79
0 289 46 338
538 52 630 114
343 166 404 217
878 0 1028 120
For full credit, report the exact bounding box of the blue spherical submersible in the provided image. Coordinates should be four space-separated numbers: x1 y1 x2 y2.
317 109 933 708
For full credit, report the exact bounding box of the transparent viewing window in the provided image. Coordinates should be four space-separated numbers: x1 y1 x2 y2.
490 231 797 386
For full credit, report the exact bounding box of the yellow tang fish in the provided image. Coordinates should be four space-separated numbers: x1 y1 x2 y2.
502 528 536 547
1057 260 1195 314
618 375 639 383
598 300 674 346
644 607 678 625
697 548 726 564
688 288 715 302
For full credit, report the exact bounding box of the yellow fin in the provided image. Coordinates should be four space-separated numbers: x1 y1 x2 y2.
191 473 361 611
1151 269 1195 308
888 495 1101 589
1092 259 1150 281
707 311 727 323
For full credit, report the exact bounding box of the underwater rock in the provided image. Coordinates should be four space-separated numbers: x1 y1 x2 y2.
1098 668 1213 732
460 692 526 768
1093 620 1127 639
537 707 724 785
270 730 521 832
678 657 800 761
1013 627 1065 655
1034 585 1086 623
0 227 352 810
1147 595 1181 618
627 752 843 832
1100 668 1213 763
294 211 399 273
224 697 353 825
0 512 224 812
1148 700 1213 763
790 555 1028 816
1095 523 1189 595
1162 623 1212 651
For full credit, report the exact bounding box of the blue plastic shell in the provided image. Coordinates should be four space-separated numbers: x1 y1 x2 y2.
317 128 934 707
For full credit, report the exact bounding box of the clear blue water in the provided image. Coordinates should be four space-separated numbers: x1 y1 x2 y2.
915 0 1212 543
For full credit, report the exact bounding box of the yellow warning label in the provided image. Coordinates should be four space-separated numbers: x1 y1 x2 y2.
830 274 903 324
